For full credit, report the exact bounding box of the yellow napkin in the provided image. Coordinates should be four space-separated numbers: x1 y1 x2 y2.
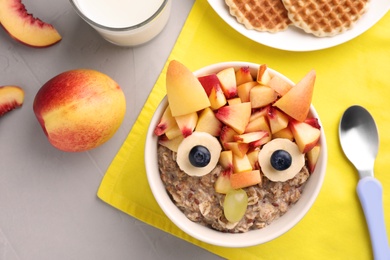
98 0 390 259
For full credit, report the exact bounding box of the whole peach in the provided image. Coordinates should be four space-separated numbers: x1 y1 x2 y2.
33 69 126 152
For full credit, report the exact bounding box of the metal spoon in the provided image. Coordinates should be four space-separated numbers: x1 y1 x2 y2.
339 105 390 260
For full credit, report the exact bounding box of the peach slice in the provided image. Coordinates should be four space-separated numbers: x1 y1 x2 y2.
0 0 62 47
273 70 316 122
0 85 24 116
166 60 210 117
234 131 268 144
215 102 251 134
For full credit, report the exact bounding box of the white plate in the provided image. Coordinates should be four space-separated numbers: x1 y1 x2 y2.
207 0 390 51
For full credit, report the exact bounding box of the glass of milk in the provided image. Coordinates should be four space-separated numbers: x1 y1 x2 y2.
69 0 171 46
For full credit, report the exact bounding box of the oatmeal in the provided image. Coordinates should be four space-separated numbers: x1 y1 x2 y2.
158 145 310 233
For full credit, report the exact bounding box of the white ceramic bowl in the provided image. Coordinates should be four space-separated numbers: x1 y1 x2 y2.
145 62 327 247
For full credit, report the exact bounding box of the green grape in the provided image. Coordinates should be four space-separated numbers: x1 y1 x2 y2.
223 189 248 223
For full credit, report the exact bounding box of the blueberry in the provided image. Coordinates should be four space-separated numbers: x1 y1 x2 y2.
270 150 292 171
189 145 211 167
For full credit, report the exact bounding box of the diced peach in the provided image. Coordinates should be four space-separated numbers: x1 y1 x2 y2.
307 145 321 173
154 105 177 136
158 134 184 152
237 81 258 102
215 170 233 194
250 85 278 109
267 107 289 134
245 115 270 133
195 107 222 136
209 84 227 110
219 150 233 170
268 75 292 96
257 64 271 85
198 74 221 96
224 141 249 158
235 66 254 86
247 149 260 169
175 112 198 137
230 170 261 189
227 97 241 105
272 127 294 141
273 70 316 122
165 124 182 140
248 135 270 149
216 67 237 99
249 106 269 122
215 102 251 134
289 120 320 153
233 153 252 173
219 126 238 149
305 117 321 129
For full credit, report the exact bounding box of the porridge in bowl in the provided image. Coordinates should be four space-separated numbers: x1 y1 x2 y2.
152 60 323 234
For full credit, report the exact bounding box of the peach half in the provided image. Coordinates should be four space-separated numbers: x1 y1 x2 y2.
33 69 126 152
0 85 24 116
0 0 62 47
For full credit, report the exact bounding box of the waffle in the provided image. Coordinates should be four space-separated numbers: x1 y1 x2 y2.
225 0 292 33
282 0 370 37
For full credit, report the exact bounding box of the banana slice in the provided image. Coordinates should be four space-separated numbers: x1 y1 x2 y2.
176 132 222 177
258 138 304 182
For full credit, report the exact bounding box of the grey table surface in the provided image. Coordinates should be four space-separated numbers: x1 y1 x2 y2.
0 0 223 259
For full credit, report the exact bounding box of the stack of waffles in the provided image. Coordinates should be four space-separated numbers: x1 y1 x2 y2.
225 0 370 37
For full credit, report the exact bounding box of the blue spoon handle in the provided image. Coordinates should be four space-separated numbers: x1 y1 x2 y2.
357 176 390 260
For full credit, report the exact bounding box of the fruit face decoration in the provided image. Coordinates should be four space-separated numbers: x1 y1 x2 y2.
154 60 321 224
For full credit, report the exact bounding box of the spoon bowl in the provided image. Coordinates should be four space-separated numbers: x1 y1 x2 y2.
339 105 378 178
339 105 390 260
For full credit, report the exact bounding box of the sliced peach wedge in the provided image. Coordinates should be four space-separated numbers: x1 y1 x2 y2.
166 60 210 117
0 85 24 116
0 0 62 47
